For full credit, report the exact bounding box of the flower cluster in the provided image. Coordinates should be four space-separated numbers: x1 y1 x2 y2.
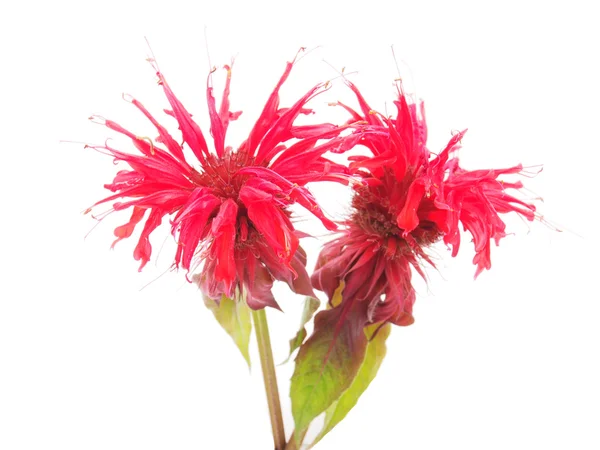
312 81 537 327
87 55 539 322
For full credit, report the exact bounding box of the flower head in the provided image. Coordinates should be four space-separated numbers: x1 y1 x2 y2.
88 55 362 310
312 81 538 326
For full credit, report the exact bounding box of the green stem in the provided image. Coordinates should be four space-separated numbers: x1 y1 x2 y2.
252 308 286 450
285 428 308 450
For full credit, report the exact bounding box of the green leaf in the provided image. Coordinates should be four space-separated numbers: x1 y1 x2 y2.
203 293 252 368
310 323 391 448
282 297 321 364
290 295 369 438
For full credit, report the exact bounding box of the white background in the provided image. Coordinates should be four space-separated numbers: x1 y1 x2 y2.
1 1 599 449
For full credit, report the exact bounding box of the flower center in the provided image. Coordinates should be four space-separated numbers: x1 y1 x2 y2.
197 151 255 199
351 182 443 258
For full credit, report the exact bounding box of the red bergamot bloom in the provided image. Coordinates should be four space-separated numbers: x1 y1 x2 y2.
87 55 363 310
312 80 539 327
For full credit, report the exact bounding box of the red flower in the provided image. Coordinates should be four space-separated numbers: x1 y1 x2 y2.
312 81 538 326
88 55 362 310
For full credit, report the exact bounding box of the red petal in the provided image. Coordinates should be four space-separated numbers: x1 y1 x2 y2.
240 187 298 264
111 206 146 248
133 208 164 271
210 199 238 290
156 71 210 165
396 180 426 234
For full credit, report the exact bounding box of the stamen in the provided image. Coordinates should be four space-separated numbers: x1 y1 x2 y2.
144 36 160 72
292 46 307 64
136 136 155 155
520 165 544 177
122 93 134 103
535 214 565 234
203 25 213 73
89 115 107 125
139 264 174 292
59 140 92 146
84 208 116 240
391 45 402 80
